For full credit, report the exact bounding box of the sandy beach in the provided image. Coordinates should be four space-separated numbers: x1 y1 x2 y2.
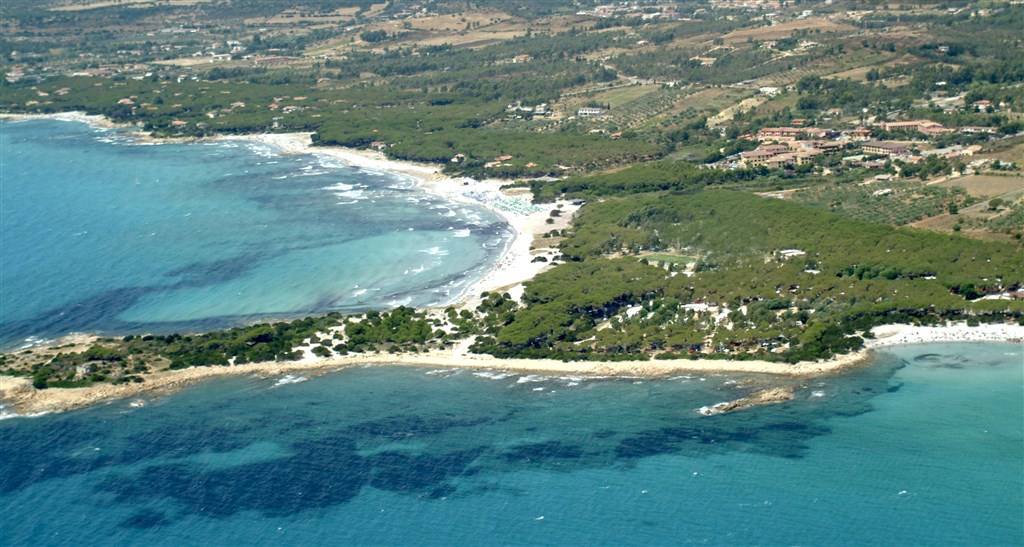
864 322 1024 349
4 321 1019 415
2 113 1022 416
1 111 134 129
237 132 577 305
2 114 568 303
5 322 1021 416
0 343 875 416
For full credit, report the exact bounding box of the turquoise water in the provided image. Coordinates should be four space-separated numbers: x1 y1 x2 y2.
1 343 1021 545
0 119 509 348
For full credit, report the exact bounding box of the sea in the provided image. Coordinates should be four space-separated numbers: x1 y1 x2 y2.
0 343 1021 545
2 119 1023 546
0 118 510 349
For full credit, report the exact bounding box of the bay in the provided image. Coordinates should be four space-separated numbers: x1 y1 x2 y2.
0 118 510 349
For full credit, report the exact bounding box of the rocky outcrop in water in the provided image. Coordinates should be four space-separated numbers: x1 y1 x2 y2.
697 387 795 416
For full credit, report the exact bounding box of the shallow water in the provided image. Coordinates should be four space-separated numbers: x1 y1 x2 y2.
1 343 1020 545
0 119 510 348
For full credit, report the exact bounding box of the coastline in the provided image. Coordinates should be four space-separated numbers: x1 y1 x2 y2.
1 112 575 308
2 113 1022 416
3 322 1022 416
862 322 1024 349
0 344 872 416
236 132 579 306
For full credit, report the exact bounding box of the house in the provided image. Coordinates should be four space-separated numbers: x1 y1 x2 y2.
863 141 909 157
848 127 873 140
759 144 790 155
740 149 778 166
756 126 830 141
764 154 797 169
577 107 606 117
879 120 950 135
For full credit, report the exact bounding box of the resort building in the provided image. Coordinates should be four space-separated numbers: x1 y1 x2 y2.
862 141 910 157
847 127 873 141
879 120 951 135
756 126 831 141
577 107 607 117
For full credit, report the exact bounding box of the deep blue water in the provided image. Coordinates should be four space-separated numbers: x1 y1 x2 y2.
1 343 1021 546
0 119 510 349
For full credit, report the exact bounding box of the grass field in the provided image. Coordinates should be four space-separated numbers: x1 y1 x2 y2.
978 139 1024 164
591 85 661 109
941 174 1024 198
675 87 748 117
721 18 856 44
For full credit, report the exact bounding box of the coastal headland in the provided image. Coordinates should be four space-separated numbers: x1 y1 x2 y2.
1 113 1022 416
2 321 1021 416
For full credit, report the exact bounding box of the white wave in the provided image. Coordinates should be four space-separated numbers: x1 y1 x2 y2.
419 247 449 256
273 374 308 387
323 182 353 192
452 229 472 238
330 188 364 200
0 408 51 420
810 390 827 398
516 374 549 384
473 371 514 380
18 336 55 350
352 288 368 297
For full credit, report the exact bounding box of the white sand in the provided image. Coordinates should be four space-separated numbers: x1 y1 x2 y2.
1 111 133 129
239 132 576 305
864 322 1024 348
0 346 872 415
0 116 572 306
